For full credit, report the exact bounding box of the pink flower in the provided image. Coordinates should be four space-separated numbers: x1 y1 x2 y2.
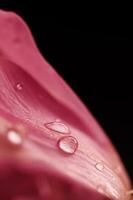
0 10 132 200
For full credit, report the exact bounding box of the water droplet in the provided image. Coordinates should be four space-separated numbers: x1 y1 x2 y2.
58 136 78 154
95 162 104 171
7 129 23 145
16 83 23 90
45 121 70 134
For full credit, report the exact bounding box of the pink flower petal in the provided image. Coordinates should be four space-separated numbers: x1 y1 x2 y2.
0 10 132 200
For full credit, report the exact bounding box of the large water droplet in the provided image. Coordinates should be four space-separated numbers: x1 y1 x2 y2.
7 129 23 145
95 162 104 171
45 121 70 134
16 83 23 90
58 136 78 154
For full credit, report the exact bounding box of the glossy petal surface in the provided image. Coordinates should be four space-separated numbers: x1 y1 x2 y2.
0 10 131 200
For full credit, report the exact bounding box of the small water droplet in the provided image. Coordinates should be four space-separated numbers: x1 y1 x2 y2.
16 83 23 90
95 162 104 171
58 136 78 154
7 129 23 145
45 122 70 134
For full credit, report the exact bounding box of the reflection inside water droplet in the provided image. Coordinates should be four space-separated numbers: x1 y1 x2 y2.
58 136 78 154
44 121 70 134
7 130 23 145
16 83 23 90
95 162 104 171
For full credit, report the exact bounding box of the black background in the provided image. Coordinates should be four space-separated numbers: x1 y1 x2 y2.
0 2 133 180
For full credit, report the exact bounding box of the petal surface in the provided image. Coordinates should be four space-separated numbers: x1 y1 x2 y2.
0 10 131 200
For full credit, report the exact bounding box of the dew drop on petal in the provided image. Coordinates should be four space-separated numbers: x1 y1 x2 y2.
58 136 78 154
95 162 104 171
7 129 23 145
16 83 23 90
44 121 70 134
